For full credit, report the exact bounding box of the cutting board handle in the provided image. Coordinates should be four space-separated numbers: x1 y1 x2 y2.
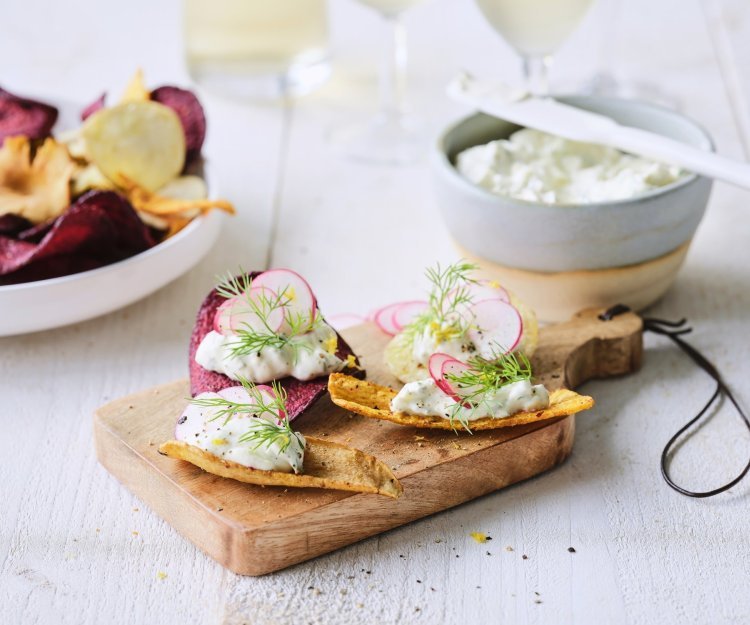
533 307 643 390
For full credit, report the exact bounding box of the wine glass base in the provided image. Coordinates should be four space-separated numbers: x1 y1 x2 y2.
187 57 331 102
328 114 423 165
581 72 682 111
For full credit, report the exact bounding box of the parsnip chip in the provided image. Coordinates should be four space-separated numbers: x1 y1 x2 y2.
159 438 403 498
328 373 594 431
0 136 74 223
120 175 234 233
82 101 185 192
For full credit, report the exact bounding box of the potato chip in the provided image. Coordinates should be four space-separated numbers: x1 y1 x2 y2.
119 69 150 103
0 136 74 223
71 163 116 196
328 373 594 431
157 174 207 200
83 101 185 192
158 438 403 498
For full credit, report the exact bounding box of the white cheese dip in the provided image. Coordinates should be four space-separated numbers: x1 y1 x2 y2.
196 322 345 384
456 128 684 205
391 378 550 421
176 396 305 473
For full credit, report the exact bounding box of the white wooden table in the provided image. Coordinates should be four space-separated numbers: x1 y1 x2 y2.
2 0 750 623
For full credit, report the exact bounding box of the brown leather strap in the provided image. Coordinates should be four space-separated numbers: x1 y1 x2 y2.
599 305 750 498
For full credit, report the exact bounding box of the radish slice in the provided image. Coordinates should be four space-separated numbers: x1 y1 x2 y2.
391 300 429 332
252 268 317 323
213 286 284 335
428 353 470 399
373 302 404 336
467 279 510 303
448 280 510 314
218 384 283 420
467 299 523 358
326 313 366 332
175 392 221 440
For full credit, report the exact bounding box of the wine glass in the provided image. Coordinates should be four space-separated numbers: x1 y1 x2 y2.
184 0 331 101
329 0 428 164
474 0 595 95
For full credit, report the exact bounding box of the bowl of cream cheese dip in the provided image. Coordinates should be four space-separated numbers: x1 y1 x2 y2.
432 95 714 322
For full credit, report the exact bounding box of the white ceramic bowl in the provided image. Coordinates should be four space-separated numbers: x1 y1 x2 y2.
0 209 223 336
432 96 715 320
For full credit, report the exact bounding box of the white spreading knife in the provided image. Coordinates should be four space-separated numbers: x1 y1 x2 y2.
447 73 750 191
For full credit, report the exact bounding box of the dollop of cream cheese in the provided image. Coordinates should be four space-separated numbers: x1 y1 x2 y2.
391 378 550 421
456 128 685 204
196 322 346 384
176 396 305 473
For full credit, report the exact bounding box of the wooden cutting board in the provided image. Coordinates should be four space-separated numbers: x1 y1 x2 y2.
94 308 642 575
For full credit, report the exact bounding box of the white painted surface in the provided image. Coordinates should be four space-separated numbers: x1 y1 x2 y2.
2 0 750 623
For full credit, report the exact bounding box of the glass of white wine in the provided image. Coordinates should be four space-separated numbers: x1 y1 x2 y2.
475 0 595 94
184 0 330 100
329 0 428 165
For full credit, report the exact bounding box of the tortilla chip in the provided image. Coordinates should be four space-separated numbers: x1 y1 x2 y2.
327 373 594 431
159 438 403 499
0 136 74 223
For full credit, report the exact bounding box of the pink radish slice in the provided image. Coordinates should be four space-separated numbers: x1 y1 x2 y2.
326 313 367 332
213 286 284 335
175 392 221 439
449 279 510 305
428 353 470 399
251 268 317 323
391 300 429 332
218 385 284 420
373 302 404 336
467 299 523 358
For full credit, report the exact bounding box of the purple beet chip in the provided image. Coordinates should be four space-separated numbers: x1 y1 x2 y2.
0 214 33 237
81 92 106 121
189 275 364 420
151 86 206 156
0 190 156 285
0 87 58 146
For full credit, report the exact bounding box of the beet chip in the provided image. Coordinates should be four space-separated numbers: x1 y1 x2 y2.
81 92 106 121
0 213 32 237
188 276 364 419
151 86 206 157
0 190 155 285
0 87 58 146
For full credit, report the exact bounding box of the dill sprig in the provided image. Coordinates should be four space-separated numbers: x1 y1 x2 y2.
214 269 319 361
404 260 479 342
190 378 303 455
443 348 533 433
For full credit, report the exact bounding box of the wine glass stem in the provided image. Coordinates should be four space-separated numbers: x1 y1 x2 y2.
522 55 552 96
380 14 408 119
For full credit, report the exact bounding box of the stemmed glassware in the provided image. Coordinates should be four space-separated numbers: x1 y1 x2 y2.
474 0 595 95
329 0 428 164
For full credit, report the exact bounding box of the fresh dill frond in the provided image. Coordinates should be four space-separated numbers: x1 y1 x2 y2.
443 348 533 433
215 268 253 300
190 378 302 454
403 260 479 342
